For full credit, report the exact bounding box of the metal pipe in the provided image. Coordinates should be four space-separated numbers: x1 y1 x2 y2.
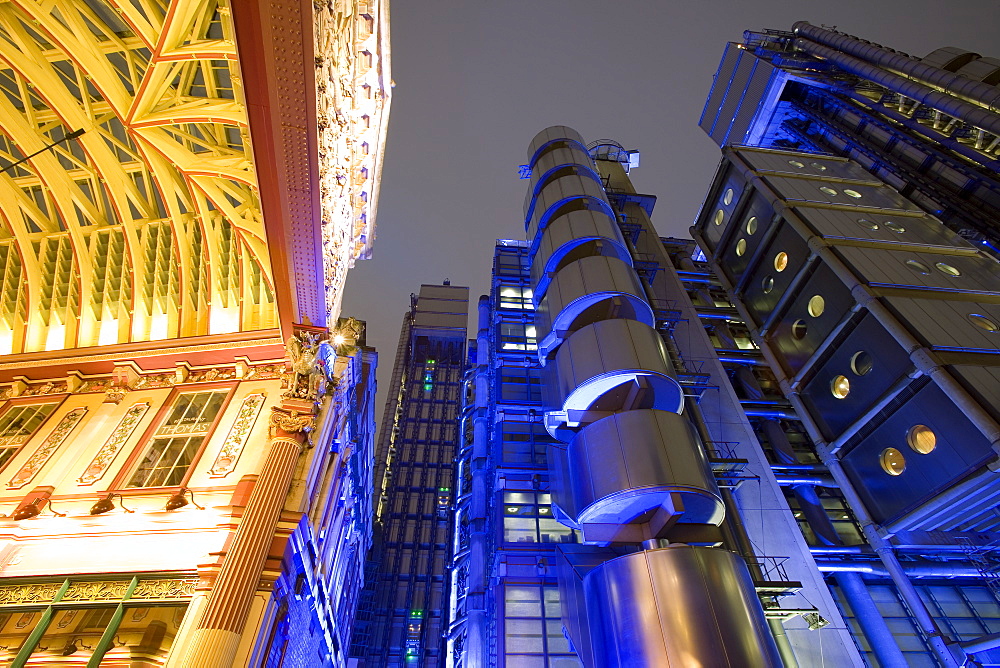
834 572 908 667
821 456 960 667
791 38 1000 140
792 22 1000 114
817 560 982 578
831 86 1000 173
743 408 801 420
719 356 770 367
774 476 837 487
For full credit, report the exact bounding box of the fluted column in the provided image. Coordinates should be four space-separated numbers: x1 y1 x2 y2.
180 406 314 667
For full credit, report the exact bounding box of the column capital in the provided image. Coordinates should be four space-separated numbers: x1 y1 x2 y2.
268 406 314 441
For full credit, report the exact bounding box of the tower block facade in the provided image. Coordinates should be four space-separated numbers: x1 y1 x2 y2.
0 0 389 665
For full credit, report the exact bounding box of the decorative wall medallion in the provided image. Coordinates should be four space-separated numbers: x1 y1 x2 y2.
209 393 266 477
7 407 88 489
78 403 150 485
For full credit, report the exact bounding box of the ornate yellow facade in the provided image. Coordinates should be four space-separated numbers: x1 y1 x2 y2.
0 0 389 664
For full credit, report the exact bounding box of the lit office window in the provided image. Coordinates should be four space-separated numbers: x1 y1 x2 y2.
0 403 57 469
500 286 534 310
501 322 538 350
502 492 575 544
126 390 227 487
504 585 582 667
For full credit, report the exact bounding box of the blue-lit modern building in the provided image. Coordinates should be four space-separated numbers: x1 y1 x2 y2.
700 22 1000 249
350 284 469 667
446 121 1000 668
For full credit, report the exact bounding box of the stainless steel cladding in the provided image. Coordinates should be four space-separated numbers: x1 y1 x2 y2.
535 255 654 361
583 546 782 667
531 209 632 302
549 318 683 420
567 410 725 543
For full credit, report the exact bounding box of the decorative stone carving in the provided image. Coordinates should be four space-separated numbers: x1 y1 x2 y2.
209 393 267 477
0 582 62 605
131 578 198 599
269 408 315 439
7 407 88 489
132 372 176 389
284 331 328 399
78 403 150 485
63 580 130 602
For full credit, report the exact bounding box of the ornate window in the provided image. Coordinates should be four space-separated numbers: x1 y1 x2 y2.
125 390 228 488
0 403 57 470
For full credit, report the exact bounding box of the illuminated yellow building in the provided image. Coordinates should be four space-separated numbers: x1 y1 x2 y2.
0 0 389 664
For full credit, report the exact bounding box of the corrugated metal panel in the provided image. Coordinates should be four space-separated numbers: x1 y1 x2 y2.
729 60 775 146
700 44 742 139
712 53 757 146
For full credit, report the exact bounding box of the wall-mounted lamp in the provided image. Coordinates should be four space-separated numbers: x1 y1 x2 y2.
89 493 134 516
60 637 93 656
165 488 204 511
12 497 66 521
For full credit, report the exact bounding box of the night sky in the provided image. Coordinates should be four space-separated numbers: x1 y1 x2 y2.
341 0 997 414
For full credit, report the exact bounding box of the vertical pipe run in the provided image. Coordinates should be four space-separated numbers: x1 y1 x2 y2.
834 572 908 668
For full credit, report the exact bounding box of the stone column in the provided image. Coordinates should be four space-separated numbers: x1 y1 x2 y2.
180 406 313 667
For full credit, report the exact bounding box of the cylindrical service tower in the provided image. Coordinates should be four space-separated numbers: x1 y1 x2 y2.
524 126 782 667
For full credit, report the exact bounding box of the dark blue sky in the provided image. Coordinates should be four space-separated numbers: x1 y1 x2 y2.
342 0 997 411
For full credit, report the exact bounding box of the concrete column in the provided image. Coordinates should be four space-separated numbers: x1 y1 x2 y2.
179 406 312 668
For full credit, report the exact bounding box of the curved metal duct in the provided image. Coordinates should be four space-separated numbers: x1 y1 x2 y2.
531 209 631 302
528 144 600 196
549 318 684 422
524 161 601 220
526 176 615 251
583 546 783 667
536 255 653 361
568 410 725 542
527 125 588 165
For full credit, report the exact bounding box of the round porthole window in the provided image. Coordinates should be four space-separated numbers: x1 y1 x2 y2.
819 186 838 196
788 160 805 168
807 295 825 318
857 218 879 231
774 252 788 272
906 259 931 275
811 163 828 171
791 319 807 339
831 375 850 399
968 313 1000 332
735 239 747 256
880 448 906 476
723 188 734 205
906 425 936 455
844 189 862 198
762 276 774 294
746 217 758 235
884 221 905 233
850 351 873 376
935 262 961 277
714 209 724 226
